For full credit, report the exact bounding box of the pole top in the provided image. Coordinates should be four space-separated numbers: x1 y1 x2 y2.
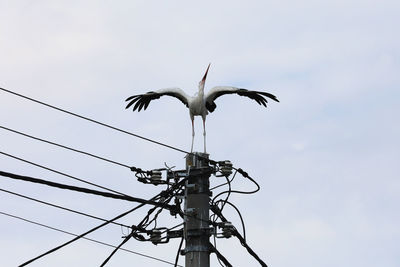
186 152 209 169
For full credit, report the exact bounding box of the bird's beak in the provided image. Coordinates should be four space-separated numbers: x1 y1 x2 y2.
201 63 211 84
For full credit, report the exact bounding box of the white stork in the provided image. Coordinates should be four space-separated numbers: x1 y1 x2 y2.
125 64 279 153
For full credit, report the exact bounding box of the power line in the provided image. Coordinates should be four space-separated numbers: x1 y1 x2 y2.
0 88 247 173
211 204 268 267
0 125 131 169
100 190 184 265
100 233 133 267
0 150 130 196
174 236 184 267
20 200 152 266
0 211 181 266
0 87 268 266
0 87 189 154
19 179 187 266
0 187 130 229
0 170 175 210
209 242 233 267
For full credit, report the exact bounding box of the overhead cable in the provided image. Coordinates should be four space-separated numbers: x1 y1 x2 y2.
20 199 155 266
0 211 181 266
0 170 175 210
19 179 187 266
0 150 129 196
0 125 131 169
0 187 130 229
0 87 189 154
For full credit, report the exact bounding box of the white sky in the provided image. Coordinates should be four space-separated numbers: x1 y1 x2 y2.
0 1 399 266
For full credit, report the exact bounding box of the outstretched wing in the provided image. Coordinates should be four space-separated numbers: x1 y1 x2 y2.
125 88 191 112
205 86 279 112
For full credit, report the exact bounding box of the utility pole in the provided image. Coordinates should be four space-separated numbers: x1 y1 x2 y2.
183 152 212 267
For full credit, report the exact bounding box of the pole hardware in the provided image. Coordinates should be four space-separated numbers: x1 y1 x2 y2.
186 227 215 237
216 160 233 177
221 221 235 238
149 170 162 184
167 229 183 239
149 229 162 244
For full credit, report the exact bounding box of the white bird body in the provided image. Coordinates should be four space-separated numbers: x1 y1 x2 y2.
189 94 208 118
126 65 279 153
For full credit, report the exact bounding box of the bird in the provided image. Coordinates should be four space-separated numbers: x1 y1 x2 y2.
125 64 279 153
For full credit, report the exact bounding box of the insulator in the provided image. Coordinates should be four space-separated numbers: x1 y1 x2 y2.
150 170 162 184
221 221 234 238
150 229 162 244
220 160 233 177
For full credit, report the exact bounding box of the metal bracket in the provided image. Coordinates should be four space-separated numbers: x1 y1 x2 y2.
186 227 215 237
167 230 183 239
181 244 211 255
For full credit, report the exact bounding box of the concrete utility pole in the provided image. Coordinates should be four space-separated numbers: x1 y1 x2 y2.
184 152 212 267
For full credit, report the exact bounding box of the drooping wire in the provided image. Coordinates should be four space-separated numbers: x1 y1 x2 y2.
0 125 131 169
211 168 260 207
210 169 238 191
233 167 261 194
214 199 246 241
0 87 189 154
210 173 233 227
0 151 129 196
0 211 181 266
220 171 235 213
0 187 130 228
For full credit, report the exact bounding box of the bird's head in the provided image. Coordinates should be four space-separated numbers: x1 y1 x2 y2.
198 63 211 91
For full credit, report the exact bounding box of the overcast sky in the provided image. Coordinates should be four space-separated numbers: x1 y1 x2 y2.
1 1 399 266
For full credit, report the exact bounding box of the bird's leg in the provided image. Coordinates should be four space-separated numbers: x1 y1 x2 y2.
191 117 195 153
203 117 206 153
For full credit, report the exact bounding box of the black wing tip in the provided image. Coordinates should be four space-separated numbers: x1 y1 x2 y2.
125 92 153 111
125 96 143 111
257 91 280 103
